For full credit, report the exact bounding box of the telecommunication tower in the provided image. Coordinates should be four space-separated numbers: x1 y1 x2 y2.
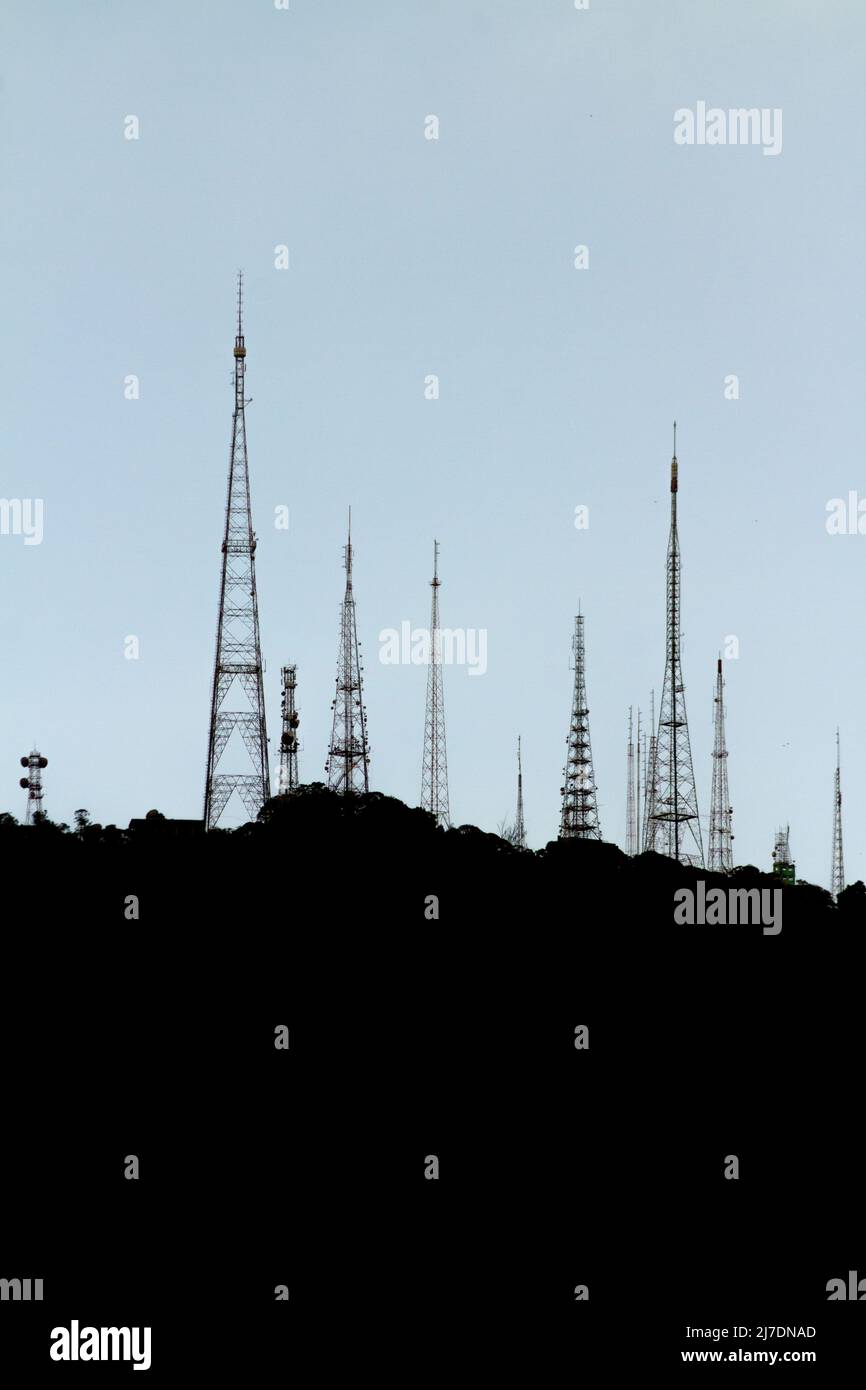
649 424 704 866
772 825 795 885
831 729 845 899
635 707 642 854
708 657 734 872
278 665 301 793
326 510 370 794
626 707 637 854
513 735 526 850
20 749 48 823
559 611 602 840
643 690 659 852
420 540 450 826
203 274 270 828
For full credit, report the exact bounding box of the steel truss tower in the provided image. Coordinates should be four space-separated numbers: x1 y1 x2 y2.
278 665 300 793
326 511 370 794
635 708 643 854
643 690 658 852
649 425 704 866
19 749 48 824
513 735 526 850
204 275 271 829
420 540 450 826
772 824 795 884
831 729 845 899
626 707 637 854
559 612 602 840
708 657 734 872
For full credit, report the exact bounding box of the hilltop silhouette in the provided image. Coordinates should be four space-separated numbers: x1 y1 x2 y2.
2 785 863 937
2 784 863 1370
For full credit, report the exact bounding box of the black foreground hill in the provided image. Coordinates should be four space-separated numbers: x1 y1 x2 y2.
1 786 863 1376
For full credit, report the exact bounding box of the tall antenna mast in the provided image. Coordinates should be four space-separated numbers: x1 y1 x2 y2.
513 734 526 850
649 424 704 865
19 749 48 824
708 656 734 872
559 610 602 840
643 689 658 851
204 273 271 828
420 539 450 826
625 707 637 854
831 728 845 899
326 509 370 793
278 665 301 793
635 707 642 854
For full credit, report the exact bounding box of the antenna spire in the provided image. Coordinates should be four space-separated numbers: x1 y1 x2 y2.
708 655 734 872
232 271 246 373
635 707 642 854
671 420 678 493
831 728 845 899
626 706 637 855
643 689 659 851
420 538 450 826
559 612 602 840
512 734 526 850
650 431 703 865
326 517 370 794
278 665 301 793
204 279 269 828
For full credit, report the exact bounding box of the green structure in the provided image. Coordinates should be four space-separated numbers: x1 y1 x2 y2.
772 825 795 885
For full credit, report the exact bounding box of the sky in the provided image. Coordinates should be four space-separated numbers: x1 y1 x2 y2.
1 0 864 886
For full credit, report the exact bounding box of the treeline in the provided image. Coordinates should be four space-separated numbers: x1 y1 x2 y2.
1 783 863 934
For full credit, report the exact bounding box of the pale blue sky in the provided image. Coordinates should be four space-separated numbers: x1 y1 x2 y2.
1 1 864 886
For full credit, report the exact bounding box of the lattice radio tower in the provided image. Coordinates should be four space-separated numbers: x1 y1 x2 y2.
513 735 526 850
772 824 795 884
559 611 602 840
831 728 845 899
326 510 370 794
19 749 47 823
708 656 734 872
635 707 642 853
649 425 704 866
204 274 270 829
278 665 300 793
643 690 658 852
420 539 449 826
626 707 637 854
